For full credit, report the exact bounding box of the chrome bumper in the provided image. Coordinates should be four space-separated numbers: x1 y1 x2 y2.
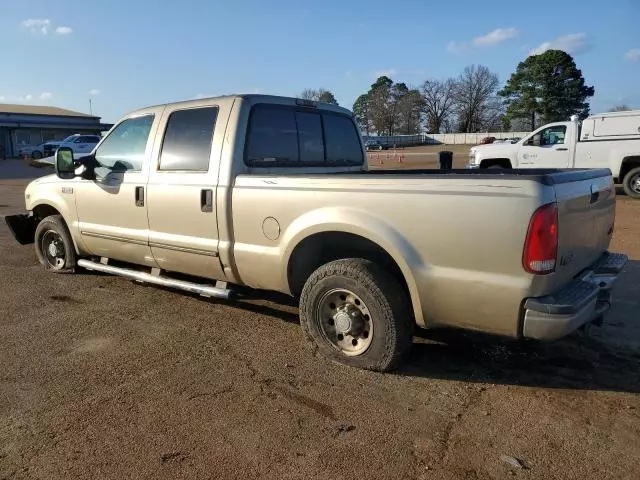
522 252 629 340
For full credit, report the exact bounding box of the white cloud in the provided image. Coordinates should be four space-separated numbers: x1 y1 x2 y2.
55 26 73 35
374 68 397 78
625 49 640 61
89 88 101 96
446 41 466 54
24 94 33 102
0 96 4 101
21 18 50 35
530 33 590 56
40 92 52 100
473 27 518 46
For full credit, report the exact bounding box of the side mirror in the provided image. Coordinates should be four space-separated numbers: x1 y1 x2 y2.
55 147 77 179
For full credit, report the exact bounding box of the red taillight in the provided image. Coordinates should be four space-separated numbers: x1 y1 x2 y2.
523 202 558 275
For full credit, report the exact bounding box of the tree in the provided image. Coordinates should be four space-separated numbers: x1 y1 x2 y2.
499 49 595 130
299 88 339 105
352 76 423 136
394 86 424 135
421 78 456 133
352 94 372 135
608 104 631 112
454 65 500 132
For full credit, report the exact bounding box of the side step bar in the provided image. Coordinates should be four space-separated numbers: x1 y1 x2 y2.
77 259 232 300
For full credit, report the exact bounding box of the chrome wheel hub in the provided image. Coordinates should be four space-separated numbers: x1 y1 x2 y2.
316 288 374 356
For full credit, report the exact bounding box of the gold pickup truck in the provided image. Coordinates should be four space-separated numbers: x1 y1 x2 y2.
4 94 628 372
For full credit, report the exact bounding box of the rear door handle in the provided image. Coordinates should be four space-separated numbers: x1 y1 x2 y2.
135 186 144 207
201 189 213 212
555 147 568 151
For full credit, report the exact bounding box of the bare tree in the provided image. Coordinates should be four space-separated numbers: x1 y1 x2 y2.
421 78 456 133
608 104 631 112
299 88 339 105
454 65 500 132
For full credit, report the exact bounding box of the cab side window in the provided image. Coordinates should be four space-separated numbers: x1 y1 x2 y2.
158 107 218 171
94 115 155 172
540 126 566 146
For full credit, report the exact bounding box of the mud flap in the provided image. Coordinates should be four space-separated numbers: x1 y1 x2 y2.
4 214 37 245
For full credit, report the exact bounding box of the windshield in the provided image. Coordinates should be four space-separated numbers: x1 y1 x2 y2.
62 135 78 143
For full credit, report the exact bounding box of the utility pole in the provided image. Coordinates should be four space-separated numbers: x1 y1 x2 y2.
89 98 93 116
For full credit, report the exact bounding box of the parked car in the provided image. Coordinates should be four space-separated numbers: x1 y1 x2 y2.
42 134 101 158
4 94 628 372
17 143 46 159
364 139 385 151
468 110 640 198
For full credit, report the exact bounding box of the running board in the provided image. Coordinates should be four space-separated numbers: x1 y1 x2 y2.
77 259 232 299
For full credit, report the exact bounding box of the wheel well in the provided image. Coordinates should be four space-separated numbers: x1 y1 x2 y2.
619 156 640 181
287 232 409 300
480 158 512 168
33 204 61 222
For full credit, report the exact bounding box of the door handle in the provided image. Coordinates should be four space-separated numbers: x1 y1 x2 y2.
201 189 213 212
555 147 568 151
135 186 144 207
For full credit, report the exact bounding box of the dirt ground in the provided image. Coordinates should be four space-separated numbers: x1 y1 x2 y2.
1 158 639 480
367 144 472 169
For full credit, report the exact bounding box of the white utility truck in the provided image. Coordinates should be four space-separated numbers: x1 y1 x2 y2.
468 110 640 198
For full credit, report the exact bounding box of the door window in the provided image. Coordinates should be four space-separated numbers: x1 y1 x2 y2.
158 107 219 171
94 115 155 172
528 125 567 146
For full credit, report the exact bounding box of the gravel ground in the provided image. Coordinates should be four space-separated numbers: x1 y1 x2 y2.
1 161 639 480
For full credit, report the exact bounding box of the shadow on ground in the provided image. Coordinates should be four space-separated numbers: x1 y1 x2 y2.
191 261 640 394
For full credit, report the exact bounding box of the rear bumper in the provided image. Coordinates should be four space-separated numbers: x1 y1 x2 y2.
4 213 37 245
522 252 628 340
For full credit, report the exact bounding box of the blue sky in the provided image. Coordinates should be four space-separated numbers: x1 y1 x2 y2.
1 0 639 123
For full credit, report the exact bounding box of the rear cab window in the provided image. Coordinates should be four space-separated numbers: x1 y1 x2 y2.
244 104 364 167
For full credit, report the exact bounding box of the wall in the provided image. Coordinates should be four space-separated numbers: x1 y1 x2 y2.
364 132 531 146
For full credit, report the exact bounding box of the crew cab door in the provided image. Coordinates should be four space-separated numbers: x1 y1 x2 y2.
74 110 162 266
145 100 228 280
518 124 573 168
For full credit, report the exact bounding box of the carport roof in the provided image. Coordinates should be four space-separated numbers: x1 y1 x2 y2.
0 103 98 119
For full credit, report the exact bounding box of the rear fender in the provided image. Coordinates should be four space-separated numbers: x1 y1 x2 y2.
281 207 427 326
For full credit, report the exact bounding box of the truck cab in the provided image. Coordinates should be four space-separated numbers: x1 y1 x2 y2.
468 110 640 198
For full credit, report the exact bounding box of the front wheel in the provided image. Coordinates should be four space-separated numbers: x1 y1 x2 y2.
34 215 77 273
299 258 413 372
622 167 640 199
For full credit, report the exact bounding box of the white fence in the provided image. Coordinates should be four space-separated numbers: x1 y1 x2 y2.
363 132 531 146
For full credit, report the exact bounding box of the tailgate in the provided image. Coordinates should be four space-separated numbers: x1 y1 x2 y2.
551 170 615 287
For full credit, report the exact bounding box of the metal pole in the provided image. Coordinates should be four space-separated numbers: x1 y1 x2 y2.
89 99 93 116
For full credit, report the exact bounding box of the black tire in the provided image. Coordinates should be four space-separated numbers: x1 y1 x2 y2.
299 258 413 372
34 215 77 273
487 164 504 169
31 150 43 159
622 166 640 199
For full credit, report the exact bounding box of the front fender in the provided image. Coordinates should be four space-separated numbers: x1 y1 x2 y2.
280 207 427 326
25 181 84 254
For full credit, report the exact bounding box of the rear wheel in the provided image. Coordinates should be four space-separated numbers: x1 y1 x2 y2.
299 258 413 372
34 215 77 273
31 151 43 159
622 167 640 199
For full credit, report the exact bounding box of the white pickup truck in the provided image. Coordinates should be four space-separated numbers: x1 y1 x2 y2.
468 110 640 198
